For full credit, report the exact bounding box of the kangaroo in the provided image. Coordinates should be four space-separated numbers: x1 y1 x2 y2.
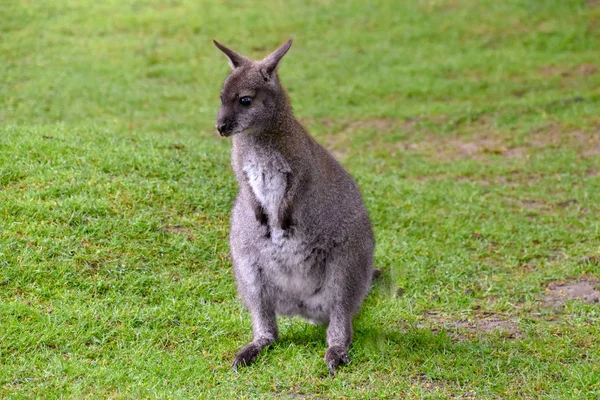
214 39 375 376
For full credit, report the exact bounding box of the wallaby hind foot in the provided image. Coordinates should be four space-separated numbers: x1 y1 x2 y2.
324 346 351 377
231 337 274 370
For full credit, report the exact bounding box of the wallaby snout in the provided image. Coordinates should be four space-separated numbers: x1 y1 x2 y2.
215 122 226 135
215 111 235 136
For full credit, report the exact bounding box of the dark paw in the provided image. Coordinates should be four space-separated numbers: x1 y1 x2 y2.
256 209 269 226
264 226 271 239
324 346 350 377
232 342 263 370
280 215 294 232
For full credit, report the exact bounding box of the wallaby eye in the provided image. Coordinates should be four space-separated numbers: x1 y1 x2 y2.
239 96 252 107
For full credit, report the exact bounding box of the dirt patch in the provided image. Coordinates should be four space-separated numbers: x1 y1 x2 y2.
424 312 521 339
401 114 523 161
452 316 521 338
456 137 510 158
313 115 599 162
425 123 600 162
586 167 600 177
518 199 551 211
409 134 526 162
577 63 598 76
528 124 600 157
538 63 598 78
543 279 600 308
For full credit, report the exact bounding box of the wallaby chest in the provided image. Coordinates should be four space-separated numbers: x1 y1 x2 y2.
241 148 291 219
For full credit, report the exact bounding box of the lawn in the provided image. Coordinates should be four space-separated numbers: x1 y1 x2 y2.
1 0 600 398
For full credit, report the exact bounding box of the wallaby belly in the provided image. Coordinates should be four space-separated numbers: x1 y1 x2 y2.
238 152 331 320
260 230 330 322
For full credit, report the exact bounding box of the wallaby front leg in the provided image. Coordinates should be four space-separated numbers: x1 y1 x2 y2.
249 192 271 238
250 194 269 227
278 171 301 232
278 200 294 232
253 202 269 227
232 300 278 369
324 310 353 377
242 172 270 228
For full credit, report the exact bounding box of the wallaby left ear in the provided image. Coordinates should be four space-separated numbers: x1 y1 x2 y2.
260 39 293 81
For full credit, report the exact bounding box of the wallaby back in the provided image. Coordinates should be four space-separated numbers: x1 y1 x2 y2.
214 39 375 376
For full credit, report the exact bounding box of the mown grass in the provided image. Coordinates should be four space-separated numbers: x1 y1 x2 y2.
1 0 600 398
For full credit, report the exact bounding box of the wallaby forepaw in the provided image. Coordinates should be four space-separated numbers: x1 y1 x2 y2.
231 342 263 370
280 217 294 234
324 346 350 377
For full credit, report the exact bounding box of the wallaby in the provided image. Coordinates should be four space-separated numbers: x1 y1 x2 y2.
214 39 375 376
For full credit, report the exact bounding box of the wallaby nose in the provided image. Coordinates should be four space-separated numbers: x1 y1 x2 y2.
216 122 227 135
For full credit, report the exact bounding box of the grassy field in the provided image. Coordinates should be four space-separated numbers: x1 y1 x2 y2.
1 0 600 398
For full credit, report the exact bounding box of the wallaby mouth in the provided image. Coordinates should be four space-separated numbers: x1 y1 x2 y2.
216 119 236 137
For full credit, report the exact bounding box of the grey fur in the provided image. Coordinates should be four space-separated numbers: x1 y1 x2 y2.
214 39 375 376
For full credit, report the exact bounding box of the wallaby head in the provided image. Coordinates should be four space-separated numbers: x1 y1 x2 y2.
213 39 293 137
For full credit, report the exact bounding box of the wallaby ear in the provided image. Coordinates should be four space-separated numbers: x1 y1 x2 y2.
213 40 249 69
260 39 293 81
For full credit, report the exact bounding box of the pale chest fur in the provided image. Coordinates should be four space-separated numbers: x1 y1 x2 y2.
242 149 291 221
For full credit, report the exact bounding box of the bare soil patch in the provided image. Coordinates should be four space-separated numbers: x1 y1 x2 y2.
415 135 524 162
452 316 521 339
313 115 599 162
543 279 600 308
588 0 600 8
528 124 600 157
424 312 521 340
420 123 600 162
538 63 598 78
518 198 551 211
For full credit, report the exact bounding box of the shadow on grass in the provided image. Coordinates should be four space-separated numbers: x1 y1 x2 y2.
276 315 458 361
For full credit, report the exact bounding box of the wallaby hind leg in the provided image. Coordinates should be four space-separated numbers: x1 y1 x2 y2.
324 309 353 376
232 305 278 369
231 267 279 370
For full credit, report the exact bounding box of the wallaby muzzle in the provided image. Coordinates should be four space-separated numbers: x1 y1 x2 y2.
216 122 227 136
216 115 235 137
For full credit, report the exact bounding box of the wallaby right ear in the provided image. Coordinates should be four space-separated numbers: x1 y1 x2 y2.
213 40 249 69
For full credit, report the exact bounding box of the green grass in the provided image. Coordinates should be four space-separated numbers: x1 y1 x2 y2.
1 0 600 398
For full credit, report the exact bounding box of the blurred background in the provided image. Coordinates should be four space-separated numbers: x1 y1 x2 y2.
3 0 598 132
